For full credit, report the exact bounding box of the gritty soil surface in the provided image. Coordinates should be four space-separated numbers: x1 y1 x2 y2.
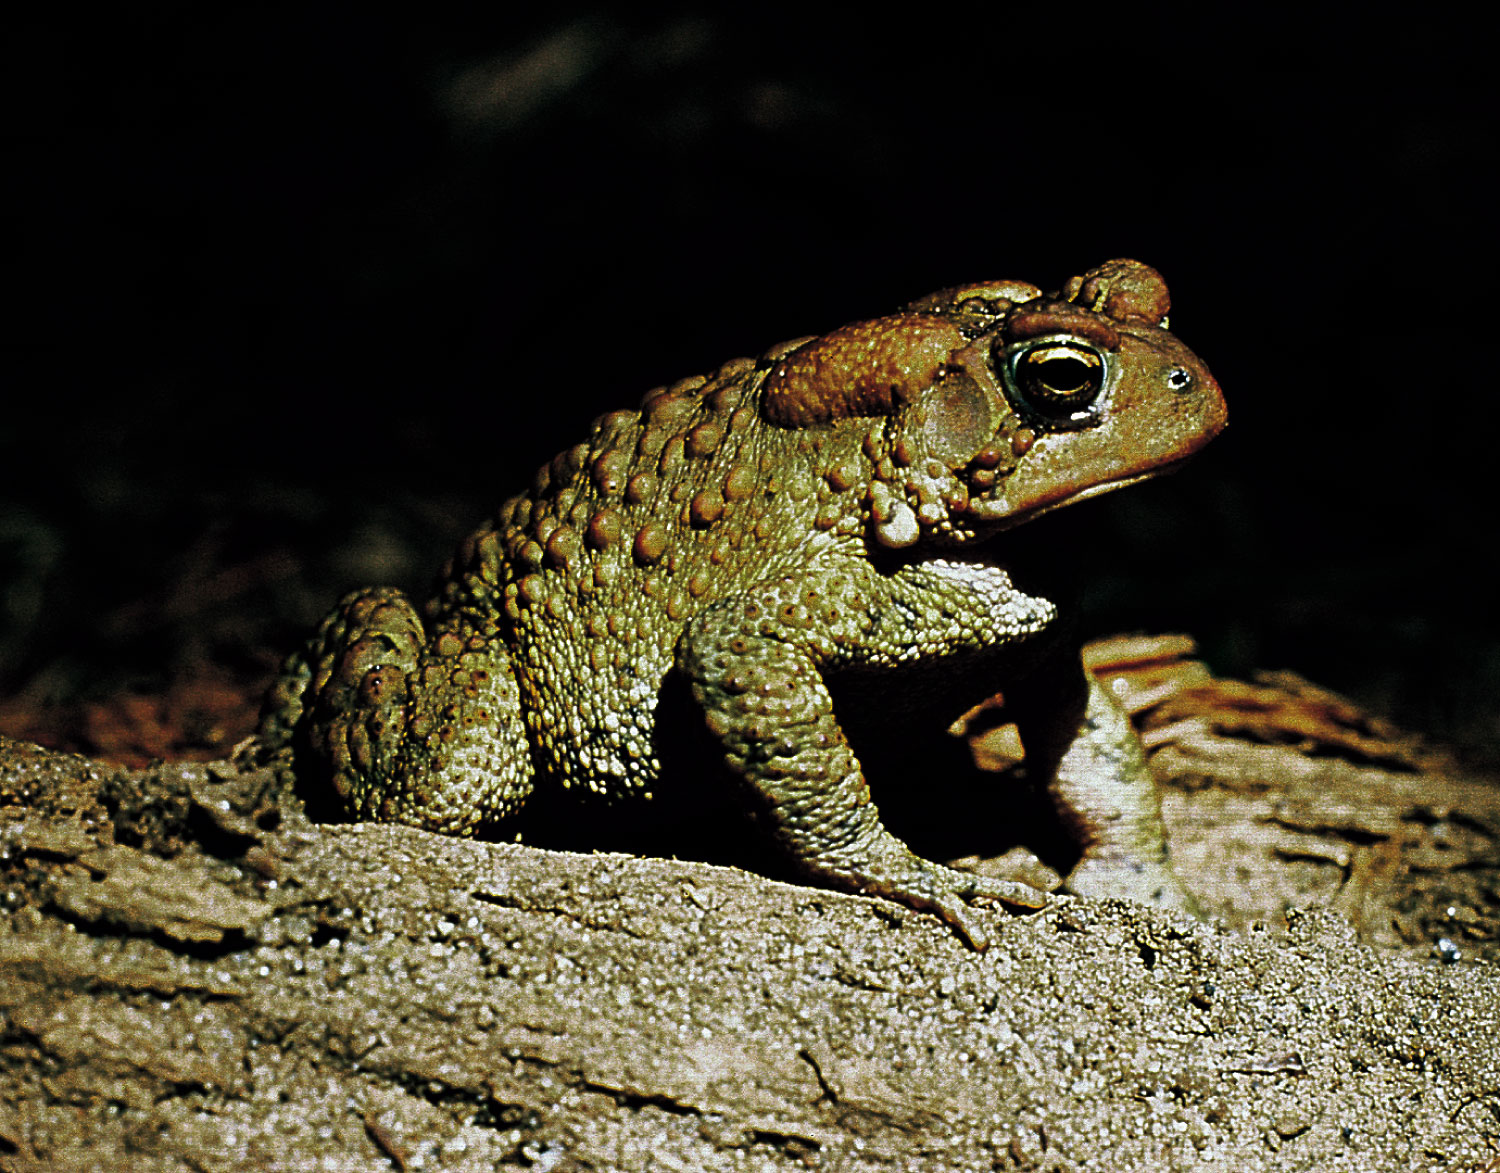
1 646 1497 1172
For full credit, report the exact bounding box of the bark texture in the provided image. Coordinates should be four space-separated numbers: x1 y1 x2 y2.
1 643 1496 1171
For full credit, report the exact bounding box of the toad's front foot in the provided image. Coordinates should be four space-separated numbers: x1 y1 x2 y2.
1064 851 1197 914
845 844 1050 950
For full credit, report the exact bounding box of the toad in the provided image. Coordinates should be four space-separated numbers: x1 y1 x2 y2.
258 258 1226 947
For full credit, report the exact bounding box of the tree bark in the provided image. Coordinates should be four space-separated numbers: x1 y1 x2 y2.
1 643 1496 1171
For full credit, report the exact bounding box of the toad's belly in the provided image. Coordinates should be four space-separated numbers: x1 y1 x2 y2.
513 616 676 799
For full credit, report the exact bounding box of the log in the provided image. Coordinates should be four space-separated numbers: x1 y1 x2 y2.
1 641 1497 1171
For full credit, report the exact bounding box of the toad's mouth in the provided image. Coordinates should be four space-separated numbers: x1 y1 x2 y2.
960 454 1196 532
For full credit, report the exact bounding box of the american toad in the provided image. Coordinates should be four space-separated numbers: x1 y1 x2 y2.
259 258 1226 947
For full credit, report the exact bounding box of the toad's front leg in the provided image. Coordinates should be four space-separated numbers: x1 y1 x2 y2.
1007 654 1198 914
675 560 1058 949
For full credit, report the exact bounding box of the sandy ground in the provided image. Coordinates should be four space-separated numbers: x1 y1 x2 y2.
1 663 1497 1172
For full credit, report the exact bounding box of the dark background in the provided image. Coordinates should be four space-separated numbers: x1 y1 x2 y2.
4 7 1496 763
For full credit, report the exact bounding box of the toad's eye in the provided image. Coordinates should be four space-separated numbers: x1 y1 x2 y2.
998 338 1110 428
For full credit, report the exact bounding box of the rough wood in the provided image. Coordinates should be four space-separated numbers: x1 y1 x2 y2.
1 646 1497 1171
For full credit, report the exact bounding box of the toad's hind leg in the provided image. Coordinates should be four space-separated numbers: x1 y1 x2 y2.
678 596 1048 951
259 587 533 835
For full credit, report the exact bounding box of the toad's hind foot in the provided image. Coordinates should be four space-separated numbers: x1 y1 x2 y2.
264 587 536 835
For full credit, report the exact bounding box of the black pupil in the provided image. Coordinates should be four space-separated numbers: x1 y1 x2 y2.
1032 354 1095 396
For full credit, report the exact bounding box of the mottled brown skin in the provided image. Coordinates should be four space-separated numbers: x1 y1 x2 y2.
259 259 1226 948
